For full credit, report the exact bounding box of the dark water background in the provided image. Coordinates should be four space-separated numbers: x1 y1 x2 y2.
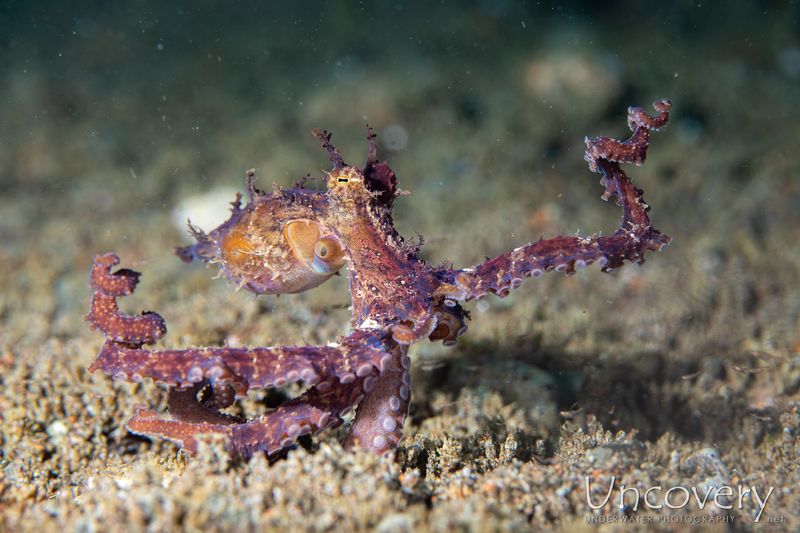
3 2 798 203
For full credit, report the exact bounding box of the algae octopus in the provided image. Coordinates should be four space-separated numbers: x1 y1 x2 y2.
86 100 671 456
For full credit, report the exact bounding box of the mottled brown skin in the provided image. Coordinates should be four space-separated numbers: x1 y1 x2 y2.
86 101 672 457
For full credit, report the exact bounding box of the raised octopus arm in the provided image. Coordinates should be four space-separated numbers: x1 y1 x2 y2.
86 253 409 455
436 100 672 301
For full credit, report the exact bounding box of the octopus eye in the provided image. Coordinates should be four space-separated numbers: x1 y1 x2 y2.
312 236 344 271
314 240 330 258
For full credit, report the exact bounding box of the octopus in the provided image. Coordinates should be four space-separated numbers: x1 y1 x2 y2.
86 100 672 457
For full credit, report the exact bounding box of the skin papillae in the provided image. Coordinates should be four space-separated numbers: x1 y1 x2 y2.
86 100 672 457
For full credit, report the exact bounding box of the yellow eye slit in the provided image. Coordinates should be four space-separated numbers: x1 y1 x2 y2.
326 166 362 189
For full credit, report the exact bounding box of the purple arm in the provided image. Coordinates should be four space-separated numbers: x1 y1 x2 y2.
85 253 404 456
437 100 672 301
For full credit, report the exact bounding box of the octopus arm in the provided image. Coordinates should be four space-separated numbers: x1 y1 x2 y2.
86 252 409 456
438 100 672 301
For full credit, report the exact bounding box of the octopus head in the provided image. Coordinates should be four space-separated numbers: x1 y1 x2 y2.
325 166 374 205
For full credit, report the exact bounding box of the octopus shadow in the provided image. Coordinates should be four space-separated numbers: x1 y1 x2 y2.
414 336 782 449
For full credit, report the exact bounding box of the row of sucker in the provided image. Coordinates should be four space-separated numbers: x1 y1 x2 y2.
436 100 672 303
342 348 410 454
87 252 412 457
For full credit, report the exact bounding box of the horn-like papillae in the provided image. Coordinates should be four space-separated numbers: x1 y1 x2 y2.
312 128 346 169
